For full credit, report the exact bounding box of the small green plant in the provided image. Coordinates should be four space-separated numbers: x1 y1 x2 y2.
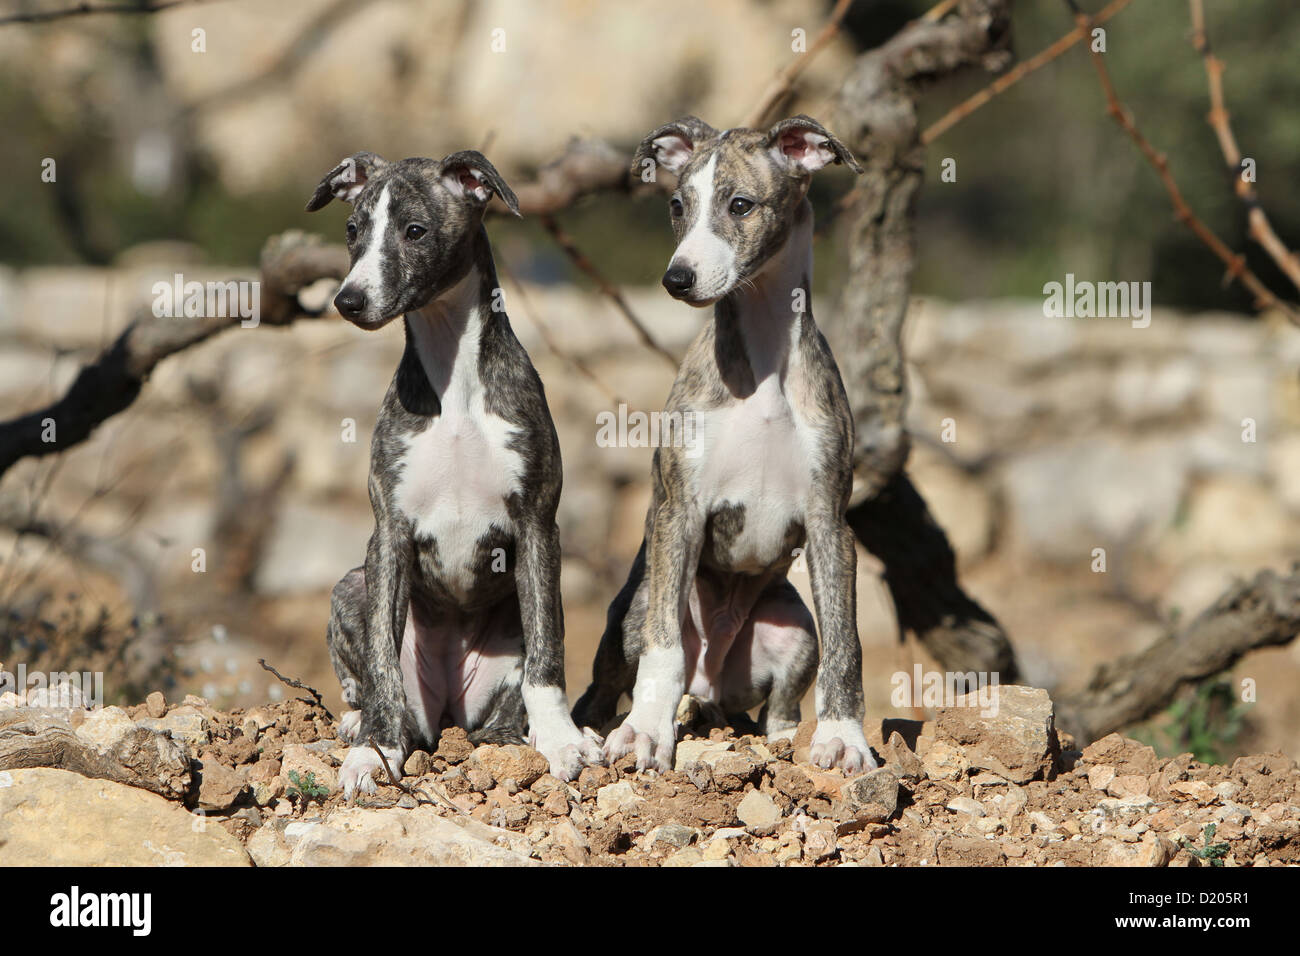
1180 823 1229 867
286 769 329 805
1131 680 1246 764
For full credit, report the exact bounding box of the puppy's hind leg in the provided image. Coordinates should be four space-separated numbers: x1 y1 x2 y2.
748 578 819 744
572 545 648 734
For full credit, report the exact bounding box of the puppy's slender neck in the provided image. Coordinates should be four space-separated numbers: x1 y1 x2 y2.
718 197 814 385
404 228 496 408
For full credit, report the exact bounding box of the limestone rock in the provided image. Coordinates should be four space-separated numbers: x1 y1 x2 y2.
936 685 1059 784
0 768 250 866
288 807 537 866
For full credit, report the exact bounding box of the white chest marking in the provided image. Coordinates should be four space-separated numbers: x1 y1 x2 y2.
694 374 814 567
392 277 524 590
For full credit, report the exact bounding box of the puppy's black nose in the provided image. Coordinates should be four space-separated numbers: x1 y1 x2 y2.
662 265 695 297
334 286 367 319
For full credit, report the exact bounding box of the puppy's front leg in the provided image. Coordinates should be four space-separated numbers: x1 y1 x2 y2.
515 516 604 781
338 525 414 799
804 506 877 773
605 500 702 772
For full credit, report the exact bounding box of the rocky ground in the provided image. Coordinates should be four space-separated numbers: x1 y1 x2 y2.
1 683 1297 867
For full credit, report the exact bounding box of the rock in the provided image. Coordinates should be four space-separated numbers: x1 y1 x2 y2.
289 807 537 865
403 750 430 777
664 847 704 867
469 744 549 789
885 732 925 782
702 839 732 861
1168 780 1216 804
920 739 969 781
145 691 167 719
1105 832 1173 867
138 706 211 750
1216 803 1252 827
709 752 762 792
1081 733 1159 776
195 757 248 811
1087 765 1116 792
0 768 250 866
673 738 734 771
863 845 885 866
247 824 291 867
596 781 644 816
1106 774 1150 800
542 789 570 816
737 790 782 835
935 685 1059 785
650 823 698 849
802 821 838 862
73 706 138 752
434 726 475 765
773 765 814 801
946 796 987 818
840 767 901 822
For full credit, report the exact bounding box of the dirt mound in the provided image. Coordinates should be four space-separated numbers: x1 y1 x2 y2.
3 684 1298 866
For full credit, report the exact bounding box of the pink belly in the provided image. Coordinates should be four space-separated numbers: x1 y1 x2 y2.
399 600 523 740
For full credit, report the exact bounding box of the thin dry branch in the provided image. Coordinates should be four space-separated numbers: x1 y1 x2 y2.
494 251 626 407
1069 4 1300 323
743 0 855 129
1057 566 1300 745
538 214 678 368
1188 0 1300 297
0 232 348 480
0 0 216 25
922 0 1132 144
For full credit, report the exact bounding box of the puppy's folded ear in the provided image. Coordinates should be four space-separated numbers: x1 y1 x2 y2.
439 150 521 217
766 116 863 175
631 116 720 179
305 151 388 211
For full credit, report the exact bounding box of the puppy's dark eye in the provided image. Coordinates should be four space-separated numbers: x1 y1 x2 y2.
729 197 756 217
405 224 427 241
669 197 683 218
346 222 357 242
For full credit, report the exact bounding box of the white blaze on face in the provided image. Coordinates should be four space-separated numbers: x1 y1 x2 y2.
344 182 392 301
670 153 737 301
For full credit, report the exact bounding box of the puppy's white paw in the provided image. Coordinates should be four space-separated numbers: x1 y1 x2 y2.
604 718 676 773
534 727 605 782
338 744 403 801
810 719 878 774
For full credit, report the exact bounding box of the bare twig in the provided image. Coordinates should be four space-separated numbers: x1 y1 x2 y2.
1068 3 1298 323
0 232 348 480
0 0 217 25
1188 0 1300 296
743 0 855 129
365 734 463 814
258 657 334 721
922 0 1133 144
494 251 626 407
538 214 678 368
